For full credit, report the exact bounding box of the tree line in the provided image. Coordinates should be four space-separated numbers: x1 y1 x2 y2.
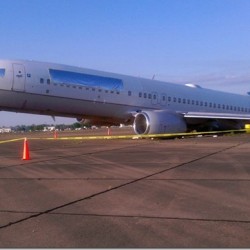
10 122 89 132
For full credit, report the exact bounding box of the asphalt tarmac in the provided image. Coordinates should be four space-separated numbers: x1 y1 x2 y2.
0 128 250 247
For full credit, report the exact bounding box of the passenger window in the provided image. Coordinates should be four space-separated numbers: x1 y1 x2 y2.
128 91 132 96
40 78 44 84
47 79 50 84
0 69 5 77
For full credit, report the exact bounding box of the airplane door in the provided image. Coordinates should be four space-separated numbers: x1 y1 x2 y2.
12 64 26 91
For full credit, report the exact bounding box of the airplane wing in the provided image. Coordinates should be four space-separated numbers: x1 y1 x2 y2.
183 112 250 120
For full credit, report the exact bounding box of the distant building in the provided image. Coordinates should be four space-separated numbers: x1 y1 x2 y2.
43 126 55 132
0 127 12 133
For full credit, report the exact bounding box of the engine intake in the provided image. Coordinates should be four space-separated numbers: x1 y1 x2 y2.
133 110 187 134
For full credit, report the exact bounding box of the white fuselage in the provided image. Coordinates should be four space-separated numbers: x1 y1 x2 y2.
0 59 250 134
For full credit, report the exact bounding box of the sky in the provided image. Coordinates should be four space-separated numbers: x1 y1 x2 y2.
1 0 250 126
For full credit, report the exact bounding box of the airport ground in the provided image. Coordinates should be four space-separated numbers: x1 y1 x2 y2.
0 127 250 247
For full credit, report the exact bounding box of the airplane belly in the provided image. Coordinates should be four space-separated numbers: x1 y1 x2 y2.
0 89 131 121
0 89 29 110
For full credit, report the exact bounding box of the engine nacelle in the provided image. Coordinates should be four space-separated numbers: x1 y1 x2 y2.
133 110 187 135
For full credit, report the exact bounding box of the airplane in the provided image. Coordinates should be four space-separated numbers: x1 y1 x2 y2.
0 59 250 134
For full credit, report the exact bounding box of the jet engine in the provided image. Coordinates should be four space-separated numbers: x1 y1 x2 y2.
133 110 187 134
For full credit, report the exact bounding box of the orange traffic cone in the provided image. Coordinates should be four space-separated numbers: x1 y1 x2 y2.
22 137 30 160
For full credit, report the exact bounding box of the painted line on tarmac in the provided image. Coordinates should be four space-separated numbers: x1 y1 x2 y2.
0 138 24 144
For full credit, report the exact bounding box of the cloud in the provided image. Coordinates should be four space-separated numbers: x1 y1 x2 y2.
155 72 250 95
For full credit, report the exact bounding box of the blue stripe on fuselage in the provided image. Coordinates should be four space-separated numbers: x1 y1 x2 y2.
49 69 123 90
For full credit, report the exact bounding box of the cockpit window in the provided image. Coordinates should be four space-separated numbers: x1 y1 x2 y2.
0 69 5 77
49 69 123 90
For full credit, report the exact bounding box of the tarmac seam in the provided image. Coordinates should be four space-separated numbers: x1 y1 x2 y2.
46 212 250 224
1 177 250 182
1 210 250 224
0 141 245 230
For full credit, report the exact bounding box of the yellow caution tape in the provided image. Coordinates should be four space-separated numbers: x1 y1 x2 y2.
28 129 247 140
0 129 247 144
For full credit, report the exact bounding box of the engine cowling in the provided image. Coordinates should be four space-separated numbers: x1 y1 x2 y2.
133 110 187 135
